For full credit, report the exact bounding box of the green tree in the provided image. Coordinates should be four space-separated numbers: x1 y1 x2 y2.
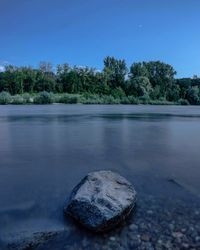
166 84 180 102
103 56 128 89
143 61 176 97
129 62 148 78
186 86 199 105
21 67 37 93
56 63 70 92
176 78 191 99
2 65 24 95
111 87 126 99
91 72 110 95
34 62 56 92
128 76 152 97
67 68 82 93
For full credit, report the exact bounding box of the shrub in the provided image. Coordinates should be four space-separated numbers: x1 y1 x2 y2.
103 95 120 104
138 95 150 104
178 99 190 105
52 94 62 103
69 95 80 104
110 87 126 99
22 93 33 103
120 96 130 104
148 99 175 105
59 94 80 104
166 84 180 102
158 97 167 102
127 96 139 104
0 91 11 104
12 95 24 104
186 86 199 105
33 91 53 104
81 94 104 104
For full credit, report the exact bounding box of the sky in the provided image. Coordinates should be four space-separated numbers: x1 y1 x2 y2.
0 0 200 77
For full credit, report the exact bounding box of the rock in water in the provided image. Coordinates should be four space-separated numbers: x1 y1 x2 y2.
64 170 136 232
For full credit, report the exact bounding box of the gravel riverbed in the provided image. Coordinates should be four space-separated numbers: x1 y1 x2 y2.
6 193 200 250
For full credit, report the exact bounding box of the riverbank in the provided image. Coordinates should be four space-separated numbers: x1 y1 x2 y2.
0 91 189 105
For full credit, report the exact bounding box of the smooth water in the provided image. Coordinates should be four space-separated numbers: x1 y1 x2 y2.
0 105 200 247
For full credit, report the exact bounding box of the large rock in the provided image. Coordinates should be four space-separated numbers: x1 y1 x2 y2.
64 170 137 232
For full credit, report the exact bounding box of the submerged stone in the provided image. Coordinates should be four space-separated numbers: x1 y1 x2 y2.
64 170 137 232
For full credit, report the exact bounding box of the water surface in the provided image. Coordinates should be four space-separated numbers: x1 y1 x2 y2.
0 105 200 248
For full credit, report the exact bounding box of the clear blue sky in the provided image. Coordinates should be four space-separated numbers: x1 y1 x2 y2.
0 0 200 77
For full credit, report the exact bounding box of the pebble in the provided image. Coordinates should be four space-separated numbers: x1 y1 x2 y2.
9 194 200 250
109 236 116 242
182 243 189 249
172 232 184 238
140 234 150 241
129 224 138 231
195 236 200 242
147 210 154 215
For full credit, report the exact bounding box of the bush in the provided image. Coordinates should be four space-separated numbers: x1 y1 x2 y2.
147 97 175 105
0 91 11 104
127 96 139 104
186 86 199 105
166 84 180 102
51 94 60 103
110 87 126 99
22 93 33 103
12 95 24 104
102 95 120 104
33 91 53 104
138 95 150 104
81 94 104 104
82 97 103 104
148 100 172 105
59 94 80 104
120 96 130 104
178 99 190 105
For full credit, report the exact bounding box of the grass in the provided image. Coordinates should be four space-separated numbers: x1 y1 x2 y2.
0 91 187 105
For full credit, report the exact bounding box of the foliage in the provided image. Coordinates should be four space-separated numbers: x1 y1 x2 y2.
0 57 200 105
103 56 128 89
178 99 190 105
186 86 200 105
58 94 80 104
33 91 54 104
102 95 120 104
12 95 24 104
143 61 176 97
127 96 139 104
22 93 33 103
0 91 11 104
128 76 152 97
166 84 180 102
110 87 126 99
129 62 148 78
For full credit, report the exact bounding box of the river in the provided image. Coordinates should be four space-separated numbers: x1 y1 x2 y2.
0 105 200 249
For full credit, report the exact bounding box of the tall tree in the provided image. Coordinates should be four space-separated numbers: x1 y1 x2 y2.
129 62 148 78
56 63 70 92
186 86 200 105
35 62 56 92
103 56 128 89
143 61 176 97
128 76 152 97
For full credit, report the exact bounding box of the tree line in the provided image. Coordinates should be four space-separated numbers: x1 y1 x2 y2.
0 57 200 104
